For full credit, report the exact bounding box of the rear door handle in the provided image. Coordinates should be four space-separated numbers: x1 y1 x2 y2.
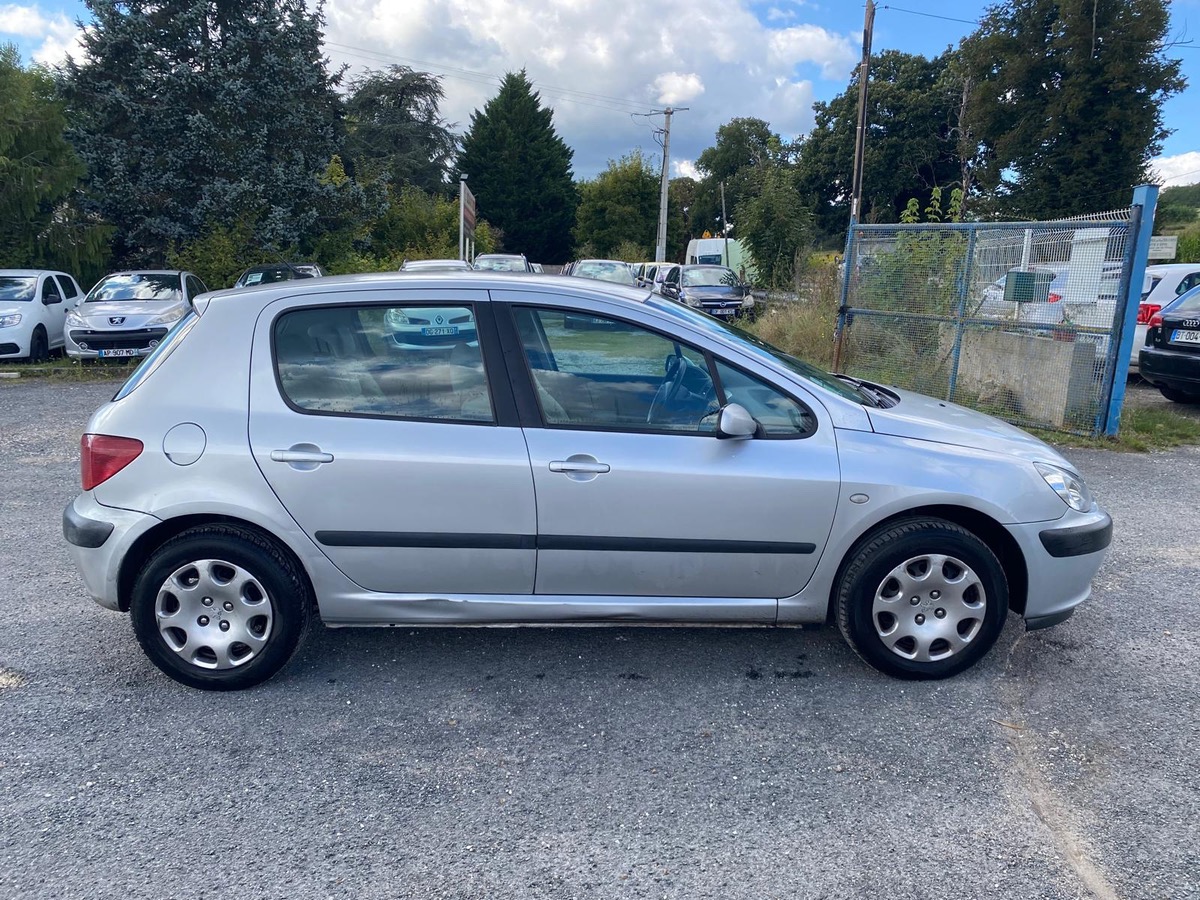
270 444 334 470
549 458 610 475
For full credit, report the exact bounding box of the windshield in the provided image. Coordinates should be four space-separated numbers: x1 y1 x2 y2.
1166 285 1200 315
648 297 869 403
474 256 526 272
87 273 182 303
238 267 298 287
683 267 738 288
0 276 37 301
573 261 635 284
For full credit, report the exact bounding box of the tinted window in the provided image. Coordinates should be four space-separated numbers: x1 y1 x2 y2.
1177 272 1200 295
186 275 207 297
56 276 79 299
713 360 815 437
514 307 719 432
87 273 182 303
1168 286 1200 315
42 278 62 303
274 305 493 423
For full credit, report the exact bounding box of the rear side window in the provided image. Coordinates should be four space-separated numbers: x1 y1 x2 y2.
274 305 493 423
114 312 199 401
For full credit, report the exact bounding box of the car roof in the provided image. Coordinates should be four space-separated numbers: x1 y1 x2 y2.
101 270 188 277
0 269 63 277
202 272 652 307
1146 263 1200 273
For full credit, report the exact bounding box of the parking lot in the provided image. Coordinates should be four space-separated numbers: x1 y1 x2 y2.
0 377 1197 900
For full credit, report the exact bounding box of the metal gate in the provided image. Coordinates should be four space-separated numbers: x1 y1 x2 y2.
834 187 1158 436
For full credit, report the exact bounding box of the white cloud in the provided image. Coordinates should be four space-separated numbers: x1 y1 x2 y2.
673 159 701 180
654 72 705 105
1152 152 1200 188
319 0 859 177
0 4 86 64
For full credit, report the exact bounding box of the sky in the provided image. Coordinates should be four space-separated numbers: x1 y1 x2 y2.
3 0 1199 189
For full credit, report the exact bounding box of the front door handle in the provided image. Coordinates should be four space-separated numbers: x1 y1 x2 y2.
270 443 334 471
549 455 610 482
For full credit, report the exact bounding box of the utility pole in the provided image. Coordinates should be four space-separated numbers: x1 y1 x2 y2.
850 0 876 223
654 106 687 263
720 181 730 266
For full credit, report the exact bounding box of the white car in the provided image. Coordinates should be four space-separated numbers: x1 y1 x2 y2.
65 270 208 360
1130 264 1200 372
0 269 84 362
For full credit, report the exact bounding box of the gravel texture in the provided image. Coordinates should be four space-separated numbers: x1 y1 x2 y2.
0 378 1196 899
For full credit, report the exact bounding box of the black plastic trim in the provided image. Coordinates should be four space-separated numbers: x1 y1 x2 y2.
1038 513 1113 558
62 501 114 549
314 531 815 554
1025 607 1076 631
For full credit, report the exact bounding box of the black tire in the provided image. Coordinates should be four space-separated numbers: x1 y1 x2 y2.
836 518 1009 680
130 525 312 690
28 327 49 363
1159 385 1200 404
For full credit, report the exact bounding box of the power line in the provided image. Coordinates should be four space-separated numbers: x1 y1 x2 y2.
880 5 979 26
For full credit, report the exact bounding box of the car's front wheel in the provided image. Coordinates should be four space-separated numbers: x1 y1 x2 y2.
836 518 1009 680
130 525 311 690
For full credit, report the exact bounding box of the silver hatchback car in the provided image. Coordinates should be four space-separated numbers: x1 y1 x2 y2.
64 274 1112 689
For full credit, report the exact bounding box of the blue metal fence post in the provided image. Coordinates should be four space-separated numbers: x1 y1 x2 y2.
1105 184 1159 436
946 227 977 401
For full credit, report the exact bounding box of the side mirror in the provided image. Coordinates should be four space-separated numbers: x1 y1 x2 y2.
715 403 758 440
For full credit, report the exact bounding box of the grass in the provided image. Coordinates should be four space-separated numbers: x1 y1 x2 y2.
1029 404 1200 452
0 355 136 382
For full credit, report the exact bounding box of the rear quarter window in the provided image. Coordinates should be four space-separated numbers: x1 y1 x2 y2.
113 312 199 401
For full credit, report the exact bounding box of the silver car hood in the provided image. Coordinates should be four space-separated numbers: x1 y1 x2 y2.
866 388 1078 471
74 301 186 324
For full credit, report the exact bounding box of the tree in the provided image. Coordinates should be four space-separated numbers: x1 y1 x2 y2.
797 51 961 241
61 0 346 265
735 164 811 288
696 117 778 221
0 45 109 280
456 70 576 263
959 0 1184 219
343 65 456 193
574 150 659 259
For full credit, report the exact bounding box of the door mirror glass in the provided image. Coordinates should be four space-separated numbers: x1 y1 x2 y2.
716 403 758 439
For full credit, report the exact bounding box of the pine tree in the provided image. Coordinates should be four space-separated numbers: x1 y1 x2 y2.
61 0 345 265
960 0 1184 218
456 71 576 263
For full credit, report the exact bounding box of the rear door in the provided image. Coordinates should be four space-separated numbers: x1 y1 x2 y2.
248 289 537 595
494 293 840 610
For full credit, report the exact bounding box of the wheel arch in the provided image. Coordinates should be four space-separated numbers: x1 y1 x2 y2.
827 504 1029 621
117 513 317 613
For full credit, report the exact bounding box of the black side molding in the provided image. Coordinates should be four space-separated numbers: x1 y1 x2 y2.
63 501 114 549
314 532 816 555
1038 513 1113 558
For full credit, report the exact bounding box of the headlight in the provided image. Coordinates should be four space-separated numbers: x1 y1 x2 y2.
65 312 85 327
0 314 21 328
1035 462 1092 512
144 310 186 327
385 308 411 327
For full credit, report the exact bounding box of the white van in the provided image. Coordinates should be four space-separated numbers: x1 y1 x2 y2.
685 238 757 282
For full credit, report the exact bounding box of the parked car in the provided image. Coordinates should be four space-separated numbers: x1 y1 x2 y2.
473 254 533 273
650 263 681 295
567 259 636 285
660 265 754 319
233 263 325 289
64 272 1110 690
0 269 83 362
399 259 472 272
1130 264 1200 373
64 271 208 360
1138 285 1200 402
531 263 544 274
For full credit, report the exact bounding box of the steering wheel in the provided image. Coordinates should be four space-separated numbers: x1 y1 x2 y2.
647 351 692 424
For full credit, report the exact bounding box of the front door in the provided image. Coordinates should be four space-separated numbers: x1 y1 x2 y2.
499 301 840 608
248 290 536 595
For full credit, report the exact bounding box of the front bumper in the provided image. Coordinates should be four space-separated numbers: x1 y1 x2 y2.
1006 506 1112 629
65 326 169 359
1139 345 1200 391
63 493 160 611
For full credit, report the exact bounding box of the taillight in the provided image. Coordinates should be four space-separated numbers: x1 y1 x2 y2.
1137 303 1162 325
1149 313 1163 328
81 434 143 491
1048 292 1062 303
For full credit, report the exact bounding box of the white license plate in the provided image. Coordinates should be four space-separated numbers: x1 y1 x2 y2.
709 308 736 317
1171 329 1200 345
421 326 459 336
98 348 140 358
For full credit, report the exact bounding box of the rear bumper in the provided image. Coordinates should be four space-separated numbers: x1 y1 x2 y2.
63 493 160 611
1139 346 1200 390
1006 506 1112 628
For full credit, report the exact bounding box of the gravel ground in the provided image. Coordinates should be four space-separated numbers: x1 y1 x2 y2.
0 378 1196 899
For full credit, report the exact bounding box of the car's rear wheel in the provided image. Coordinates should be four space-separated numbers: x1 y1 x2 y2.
1159 385 1200 404
130 525 311 690
836 518 1008 680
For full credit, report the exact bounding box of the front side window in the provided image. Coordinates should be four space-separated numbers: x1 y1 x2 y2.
713 360 815 436
274 304 493 423
186 275 208 297
514 307 719 432
42 278 62 303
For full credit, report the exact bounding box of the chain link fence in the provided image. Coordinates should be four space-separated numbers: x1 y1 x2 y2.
834 210 1140 436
